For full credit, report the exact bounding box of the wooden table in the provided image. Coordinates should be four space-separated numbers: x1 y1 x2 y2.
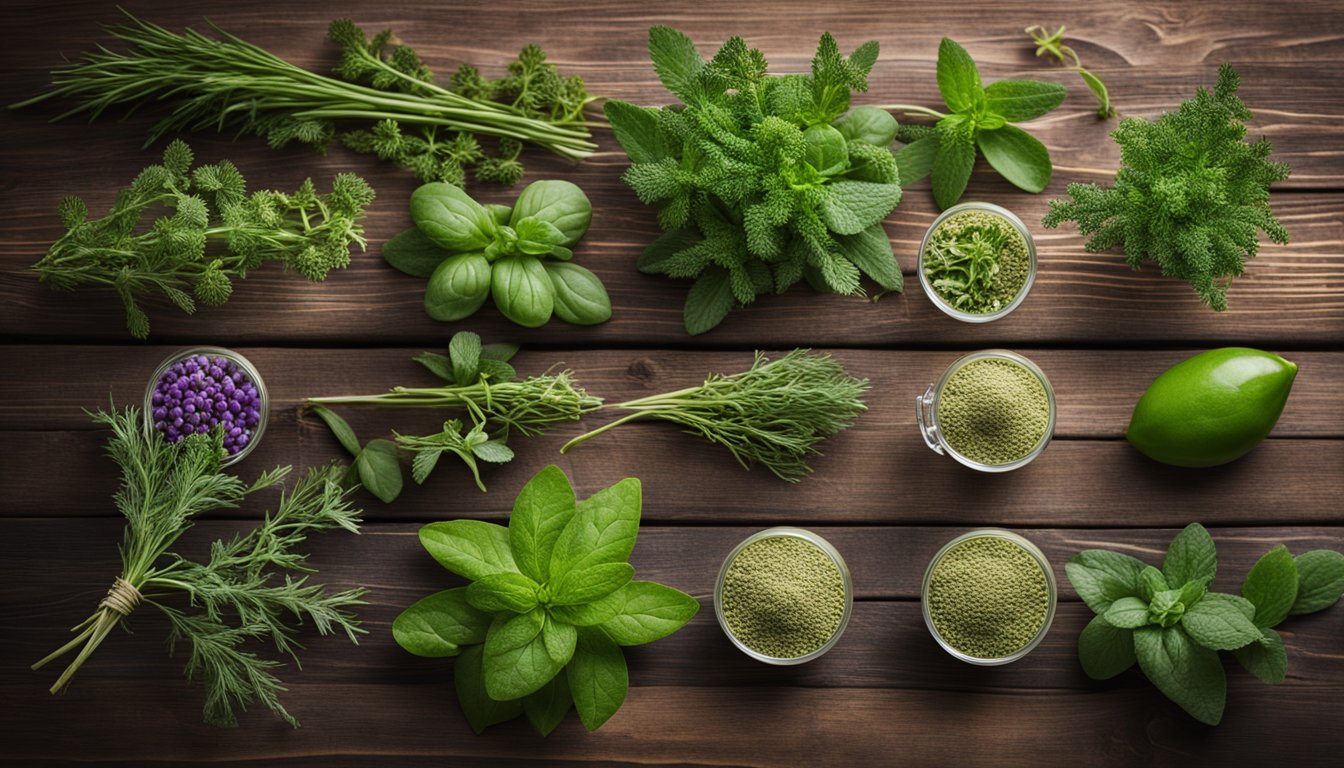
2 1 1341 765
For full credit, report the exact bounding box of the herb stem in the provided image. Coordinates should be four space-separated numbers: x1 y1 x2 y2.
875 104 947 120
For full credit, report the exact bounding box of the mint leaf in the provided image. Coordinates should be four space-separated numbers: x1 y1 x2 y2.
983 79 1067 122
1078 614 1136 680
523 674 572 736
1163 523 1217 589
479 343 519 363
455 644 524 735
820 181 902 235
466 572 542 614
355 439 402 503
412 352 457 383
550 562 635 607
382 226 447 278
931 124 975 210
1138 566 1169 602
420 520 519 580
549 587 626 627
648 26 705 102
1291 549 1344 615
835 223 902 291
603 101 673 163
1103 596 1153 629
542 615 578 665
1241 545 1299 628
894 134 938 186
471 439 515 464
1065 549 1147 614
935 37 981 113
1181 592 1262 650
448 330 482 385
549 477 642 580
976 125 1052 193
310 405 361 457
508 465 578 582
567 626 629 731
1134 625 1227 725
596 581 701 646
683 266 734 335
393 587 490 657
484 609 566 700
1233 626 1287 684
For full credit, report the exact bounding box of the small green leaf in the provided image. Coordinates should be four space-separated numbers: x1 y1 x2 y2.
983 79 1068 122
382 226 447 278
894 134 938 187
931 126 976 210
449 331 482 385
1138 566 1169 602
596 581 701 646
1103 596 1153 629
548 587 626 627
466 572 542 614
1290 549 1344 615
1077 614 1136 680
523 674 572 736
472 440 515 464
977 125 1053 194
424 252 491 322
1233 626 1287 684
410 182 495 252
683 267 735 336
1065 550 1148 614
550 562 636 607
542 615 578 665
833 106 898 147
819 181 902 235
393 588 491 657
604 100 674 163
355 439 402 503
935 37 982 114
509 180 592 247
1241 545 1299 628
1134 625 1227 726
835 223 902 292
419 520 519 580
545 262 613 326
476 358 516 383
484 609 566 700
803 124 849 176
479 343 519 362
567 626 628 731
310 405 361 457
1181 592 1263 651
454 644 523 735
549 478 642 581
412 352 456 383
1163 523 1218 589
491 254 555 328
647 26 706 103
509 465 578 583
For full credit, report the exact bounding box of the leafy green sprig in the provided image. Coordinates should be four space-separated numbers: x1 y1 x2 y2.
32 140 374 338
1067 523 1344 725
33 406 365 727
1026 25 1115 119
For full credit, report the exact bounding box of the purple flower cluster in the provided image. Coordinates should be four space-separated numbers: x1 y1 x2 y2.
151 354 262 455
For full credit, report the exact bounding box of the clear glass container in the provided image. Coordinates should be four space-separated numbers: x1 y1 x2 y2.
916 349 1055 473
714 527 854 665
144 346 268 468
921 529 1057 665
918 201 1038 322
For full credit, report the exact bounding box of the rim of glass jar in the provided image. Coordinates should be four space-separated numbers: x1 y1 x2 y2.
714 527 854 666
915 349 1056 473
143 346 269 469
921 528 1058 666
918 201 1038 323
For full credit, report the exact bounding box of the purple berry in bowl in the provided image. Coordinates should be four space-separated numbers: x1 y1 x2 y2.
144 347 268 467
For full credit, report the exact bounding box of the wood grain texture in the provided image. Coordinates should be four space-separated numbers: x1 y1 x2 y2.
0 0 1341 766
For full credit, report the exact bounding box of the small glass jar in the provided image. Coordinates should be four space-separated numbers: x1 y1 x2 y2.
143 346 268 468
916 349 1055 473
921 529 1057 666
918 201 1037 322
714 527 854 665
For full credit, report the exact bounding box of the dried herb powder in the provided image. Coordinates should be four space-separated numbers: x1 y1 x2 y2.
927 536 1050 658
938 358 1049 465
923 210 1030 315
721 535 846 659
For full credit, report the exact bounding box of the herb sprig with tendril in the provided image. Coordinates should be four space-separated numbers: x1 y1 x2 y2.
1026 25 1115 119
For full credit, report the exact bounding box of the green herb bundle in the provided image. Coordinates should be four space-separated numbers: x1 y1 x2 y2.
605 27 905 335
34 407 366 727
13 13 596 185
393 466 699 734
1042 65 1290 310
1067 523 1344 725
883 38 1066 209
31 140 374 338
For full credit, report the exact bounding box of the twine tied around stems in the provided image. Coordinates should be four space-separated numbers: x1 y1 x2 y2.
99 576 142 616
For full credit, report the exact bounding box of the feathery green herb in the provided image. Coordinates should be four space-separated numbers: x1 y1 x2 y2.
1042 65 1290 310
1026 25 1115 119
33 406 365 727
13 13 596 185
31 140 373 338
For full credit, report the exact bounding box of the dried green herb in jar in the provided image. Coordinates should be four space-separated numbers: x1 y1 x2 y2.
927 535 1050 659
938 357 1050 465
923 210 1030 315
720 535 846 659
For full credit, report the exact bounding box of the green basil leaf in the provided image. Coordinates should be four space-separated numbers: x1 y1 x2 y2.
1233 626 1287 684
1138 566 1169 603
803 124 849 176
550 562 636 607
545 262 612 326
382 226 447 278
454 644 524 734
1241 545 1299 627
309 405 361 457
448 330 482 385
411 352 455 383
977 125 1052 194
1065 550 1148 614
1134 625 1227 726
983 79 1068 122
393 587 491 657
514 217 569 253
419 519 519 580
1103 596 1153 629
1181 592 1263 650
647 26 706 103
595 581 701 646
549 477 642 582
603 100 675 163
931 123 976 210
820 181 902 235
483 609 565 700
894 134 938 187
567 626 628 731
542 615 578 665
355 439 402 503
683 266 735 336
1290 549 1344 615
833 106 898 147
472 439 515 464
492 254 555 328
509 465 578 583
1077 614 1136 680
1163 523 1218 589
835 223 902 291
424 252 491 322
484 203 512 227
466 572 542 614
523 673 572 736
935 37 982 114
509 180 592 246
411 182 495 252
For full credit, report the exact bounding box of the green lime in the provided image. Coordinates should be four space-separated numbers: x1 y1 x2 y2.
1127 348 1297 468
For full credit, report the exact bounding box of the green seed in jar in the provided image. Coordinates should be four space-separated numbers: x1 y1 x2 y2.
938 357 1050 465
721 535 846 659
927 535 1050 659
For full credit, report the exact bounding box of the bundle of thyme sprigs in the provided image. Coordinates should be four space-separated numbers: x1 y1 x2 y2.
34 406 366 727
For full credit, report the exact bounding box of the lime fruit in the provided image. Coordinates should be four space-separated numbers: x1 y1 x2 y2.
1127 348 1297 468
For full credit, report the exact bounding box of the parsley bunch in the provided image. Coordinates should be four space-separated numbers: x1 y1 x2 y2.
605 28 905 335
32 140 374 338
1042 65 1290 310
33 406 366 727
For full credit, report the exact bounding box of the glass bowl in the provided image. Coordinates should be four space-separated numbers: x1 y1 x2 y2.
921 529 1057 665
714 527 854 665
144 346 268 468
918 201 1038 323
915 349 1056 473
